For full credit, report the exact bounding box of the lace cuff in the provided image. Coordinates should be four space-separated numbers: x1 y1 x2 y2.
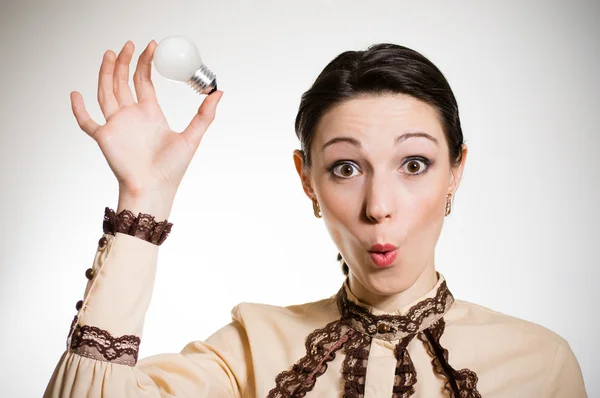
103 207 173 245
70 324 140 366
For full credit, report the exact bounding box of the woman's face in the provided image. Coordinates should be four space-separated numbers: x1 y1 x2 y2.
294 93 467 295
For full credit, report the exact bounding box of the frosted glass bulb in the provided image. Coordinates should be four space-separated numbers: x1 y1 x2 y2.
153 35 217 95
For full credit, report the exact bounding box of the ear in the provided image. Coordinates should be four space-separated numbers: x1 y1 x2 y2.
448 144 468 194
293 149 316 199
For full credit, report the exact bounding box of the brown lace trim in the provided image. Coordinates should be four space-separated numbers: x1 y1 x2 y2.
393 334 417 398
269 279 468 397
337 280 454 341
70 324 141 366
103 207 173 245
418 319 481 398
341 331 371 398
268 321 422 398
267 320 352 398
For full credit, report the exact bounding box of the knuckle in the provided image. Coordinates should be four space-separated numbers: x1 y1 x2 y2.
202 110 215 121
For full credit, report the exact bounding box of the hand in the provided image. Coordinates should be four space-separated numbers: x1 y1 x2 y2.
70 40 223 204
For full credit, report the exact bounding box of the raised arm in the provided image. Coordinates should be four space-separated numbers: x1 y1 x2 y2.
43 40 246 397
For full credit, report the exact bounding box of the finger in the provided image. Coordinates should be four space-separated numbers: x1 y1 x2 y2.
97 50 120 119
181 90 224 150
133 40 158 103
71 91 101 138
113 41 136 108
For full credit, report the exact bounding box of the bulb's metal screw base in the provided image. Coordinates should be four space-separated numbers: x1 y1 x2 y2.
187 64 217 95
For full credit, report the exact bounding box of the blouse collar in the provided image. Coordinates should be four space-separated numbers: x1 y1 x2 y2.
336 273 454 341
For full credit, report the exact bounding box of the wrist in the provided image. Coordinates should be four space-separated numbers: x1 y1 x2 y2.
117 189 176 221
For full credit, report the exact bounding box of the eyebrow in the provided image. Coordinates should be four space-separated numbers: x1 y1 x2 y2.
320 132 439 153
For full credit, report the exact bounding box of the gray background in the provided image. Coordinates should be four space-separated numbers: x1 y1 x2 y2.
0 0 598 396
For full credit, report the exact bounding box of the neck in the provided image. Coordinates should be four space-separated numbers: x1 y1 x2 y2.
348 266 438 313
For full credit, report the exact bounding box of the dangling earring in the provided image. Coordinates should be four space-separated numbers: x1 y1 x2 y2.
445 193 453 216
312 198 322 218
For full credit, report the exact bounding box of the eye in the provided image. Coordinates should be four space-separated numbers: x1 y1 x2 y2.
401 157 430 176
329 161 360 179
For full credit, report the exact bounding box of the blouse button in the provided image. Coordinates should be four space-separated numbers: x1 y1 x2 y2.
75 300 84 311
85 268 94 280
98 236 108 249
377 322 390 334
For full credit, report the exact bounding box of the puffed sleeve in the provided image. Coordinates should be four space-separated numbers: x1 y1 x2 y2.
43 231 250 397
544 337 587 398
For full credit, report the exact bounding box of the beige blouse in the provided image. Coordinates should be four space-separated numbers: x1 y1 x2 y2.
44 229 587 397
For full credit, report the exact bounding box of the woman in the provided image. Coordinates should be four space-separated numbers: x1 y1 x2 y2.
44 40 587 397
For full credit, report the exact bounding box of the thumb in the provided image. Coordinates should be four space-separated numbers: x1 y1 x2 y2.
181 90 224 150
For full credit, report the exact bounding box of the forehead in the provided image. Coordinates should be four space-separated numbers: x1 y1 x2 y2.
313 93 444 145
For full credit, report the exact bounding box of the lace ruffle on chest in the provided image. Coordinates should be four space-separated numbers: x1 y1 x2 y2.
267 278 481 398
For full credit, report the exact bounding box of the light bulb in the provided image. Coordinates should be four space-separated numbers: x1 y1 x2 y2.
153 35 217 95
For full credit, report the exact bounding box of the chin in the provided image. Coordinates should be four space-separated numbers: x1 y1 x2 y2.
356 263 419 295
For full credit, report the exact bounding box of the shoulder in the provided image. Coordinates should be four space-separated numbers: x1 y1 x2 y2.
200 295 338 353
230 294 339 328
446 300 586 395
449 299 564 343
446 299 570 362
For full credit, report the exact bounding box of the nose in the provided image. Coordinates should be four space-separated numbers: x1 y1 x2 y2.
364 173 394 224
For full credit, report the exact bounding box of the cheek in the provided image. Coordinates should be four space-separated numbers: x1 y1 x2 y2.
410 186 447 240
422 189 445 218
414 170 449 217
397 174 448 238
317 181 362 242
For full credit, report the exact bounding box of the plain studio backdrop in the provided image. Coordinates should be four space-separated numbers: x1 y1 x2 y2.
0 0 598 396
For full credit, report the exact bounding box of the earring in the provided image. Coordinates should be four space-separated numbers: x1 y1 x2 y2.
312 198 322 218
445 193 453 216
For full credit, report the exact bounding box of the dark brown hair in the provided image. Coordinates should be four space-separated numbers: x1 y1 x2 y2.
294 43 465 276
